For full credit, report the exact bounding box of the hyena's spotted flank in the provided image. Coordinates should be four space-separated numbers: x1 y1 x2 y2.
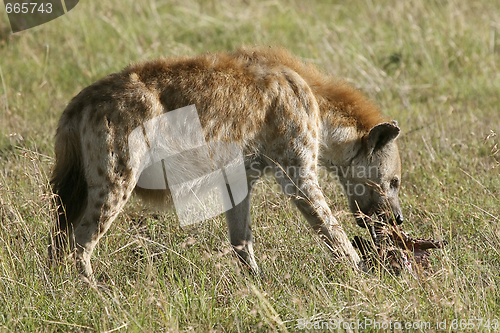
50 47 403 279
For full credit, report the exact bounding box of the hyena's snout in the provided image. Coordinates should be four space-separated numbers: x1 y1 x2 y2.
384 196 404 225
390 202 404 225
354 194 404 228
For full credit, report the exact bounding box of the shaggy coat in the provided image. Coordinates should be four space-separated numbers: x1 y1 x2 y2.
50 47 402 279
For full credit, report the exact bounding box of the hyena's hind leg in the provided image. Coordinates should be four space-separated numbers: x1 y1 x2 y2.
50 114 138 279
72 130 137 279
71 179 135 279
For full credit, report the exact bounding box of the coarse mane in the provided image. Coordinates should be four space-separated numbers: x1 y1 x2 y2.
232 46 387 132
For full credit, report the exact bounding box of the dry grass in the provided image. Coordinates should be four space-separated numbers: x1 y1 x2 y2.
1 0 500 331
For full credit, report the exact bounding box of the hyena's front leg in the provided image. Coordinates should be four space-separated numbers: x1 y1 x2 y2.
225 190 259 274
273 164 361 267
225 164 260 274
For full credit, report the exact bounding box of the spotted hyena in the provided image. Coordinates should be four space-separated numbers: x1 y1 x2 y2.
50 47 403 279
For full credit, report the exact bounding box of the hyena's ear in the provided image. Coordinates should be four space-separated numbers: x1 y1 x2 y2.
367 121 400 155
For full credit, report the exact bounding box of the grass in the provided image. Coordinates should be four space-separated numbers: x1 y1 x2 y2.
1 0 500 331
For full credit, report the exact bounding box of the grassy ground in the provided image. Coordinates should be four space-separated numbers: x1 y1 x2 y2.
1 0 500 331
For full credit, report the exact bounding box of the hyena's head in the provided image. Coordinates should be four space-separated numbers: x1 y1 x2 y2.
343 121 403 228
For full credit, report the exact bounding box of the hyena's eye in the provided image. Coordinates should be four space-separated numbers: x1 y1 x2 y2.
390 178 399 189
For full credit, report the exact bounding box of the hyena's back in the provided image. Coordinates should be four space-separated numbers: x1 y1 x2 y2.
50 48 332 276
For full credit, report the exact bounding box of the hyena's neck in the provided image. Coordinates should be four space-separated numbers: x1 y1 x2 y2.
318 119 363 169
313 85 385 170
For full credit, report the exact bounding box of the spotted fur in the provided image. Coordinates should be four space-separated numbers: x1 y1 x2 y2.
50 47 403 279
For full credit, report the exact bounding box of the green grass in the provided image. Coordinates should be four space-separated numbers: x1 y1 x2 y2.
1 0 500 331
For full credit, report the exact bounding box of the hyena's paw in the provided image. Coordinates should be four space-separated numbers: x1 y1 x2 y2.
232 244 261 276
74 251 95 282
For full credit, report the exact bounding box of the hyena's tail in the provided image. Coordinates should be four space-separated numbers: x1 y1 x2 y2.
49 115 87 262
